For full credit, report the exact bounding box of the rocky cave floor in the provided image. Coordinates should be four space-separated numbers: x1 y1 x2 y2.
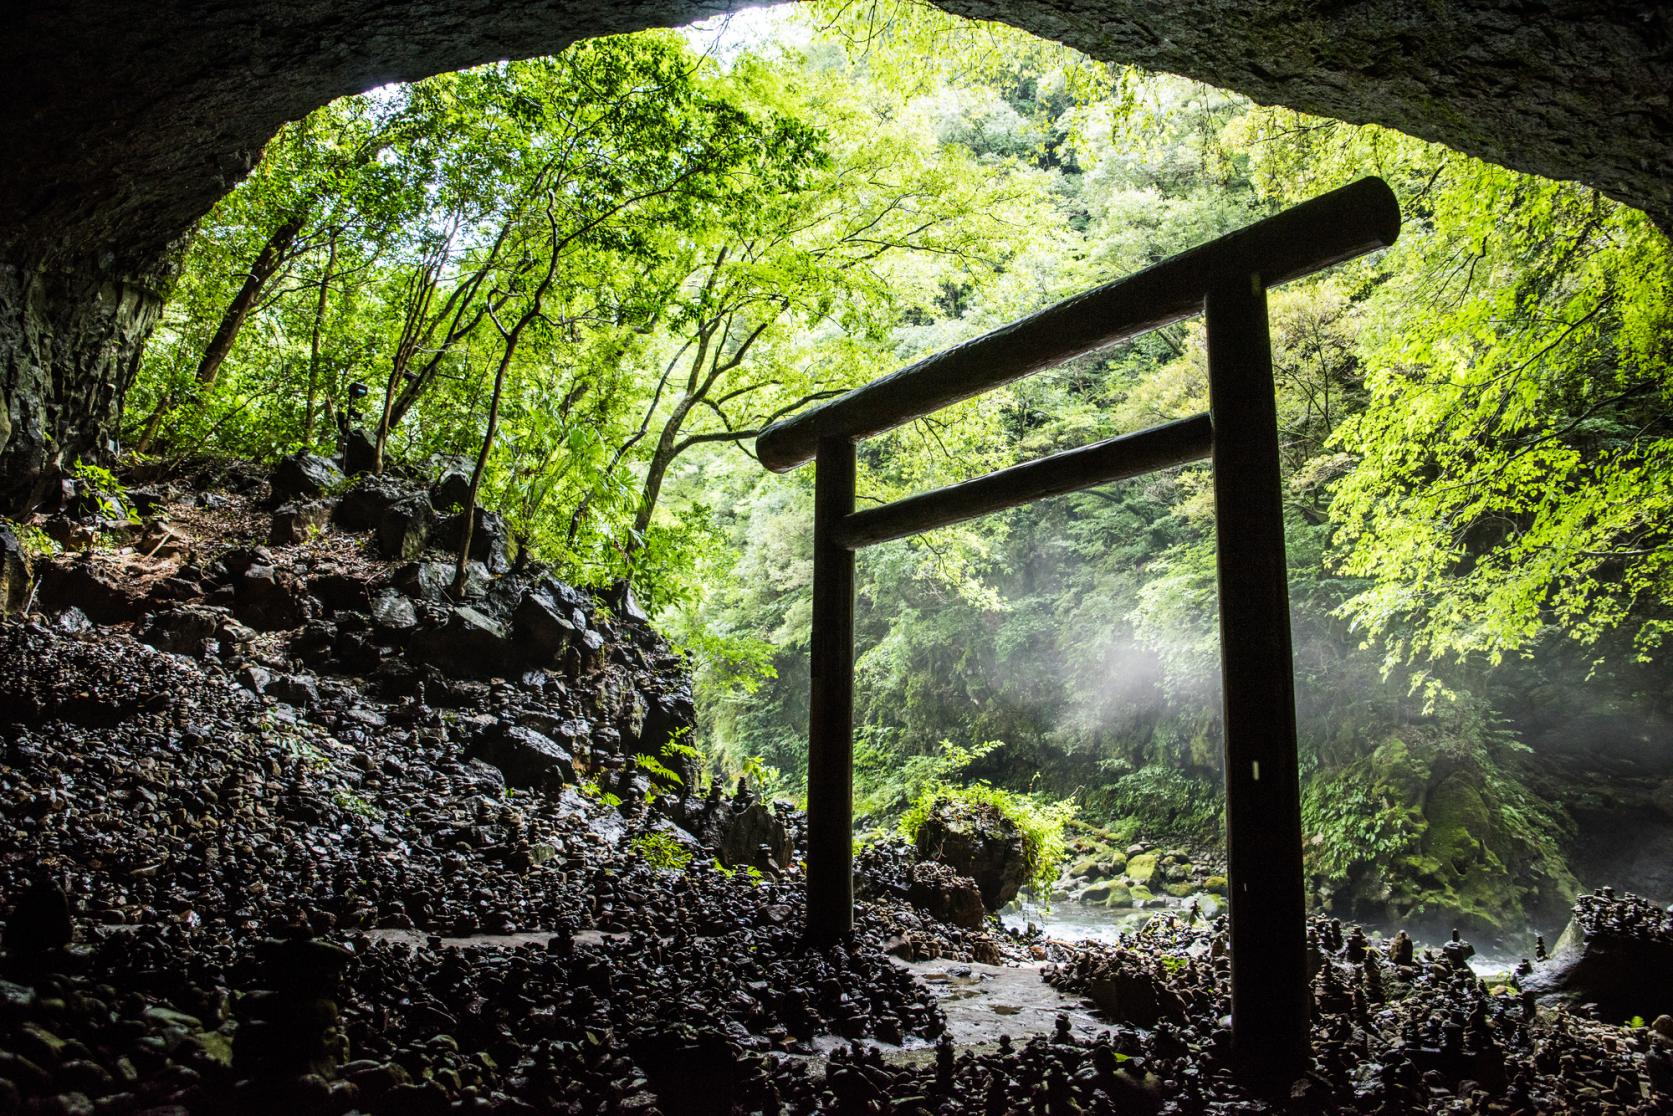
1 458 1671 1114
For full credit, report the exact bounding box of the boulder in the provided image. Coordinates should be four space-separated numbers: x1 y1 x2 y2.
435 507 515 574
717 800 794 875
410 605 514 678
35 558 143 622
513 580 583 663
308 572 372 614
374 496 432 561
429 459 473 513
1521 890 1673 1021
332 474 420 532
369 588 418 632
270 453 343 504
907 861 986 929
1124 853 1159 886
0 523 31 616
393 559 488 601
270 500 331 546
341 428 377 476
914 798 1029 910
133 604 228 657
235 563 314 631
470 724 575 790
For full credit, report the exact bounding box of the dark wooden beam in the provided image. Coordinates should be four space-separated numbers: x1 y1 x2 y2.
834 413 1212 550
803 435 857 945
1205 273 1311 1080
756 177 1399 473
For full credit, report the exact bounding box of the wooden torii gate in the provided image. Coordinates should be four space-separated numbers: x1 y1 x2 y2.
754 177 1400 1078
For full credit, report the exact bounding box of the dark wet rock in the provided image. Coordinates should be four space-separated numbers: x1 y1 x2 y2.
512 579 585 663
269 499 331 546
373 495 432 561
606 579 649 624
469 724 575 790
914 797 1029 910
307 572 372 614
410 605 513 677
234 563 313 631
0 523 31 616
341 429 377 477
270 453 343 504
716 799 794 875
393 559 488 602
369 588 417 632
266 672 320 708
1522 888 1673 1020
908 861 986 930
132 603 228 657
429 459 472 513
331 474 419 532
35 559 142 623
434 507 515 574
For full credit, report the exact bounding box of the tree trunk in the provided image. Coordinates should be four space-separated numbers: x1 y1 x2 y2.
303 230 337 448
192 212 304 387
0 254 172 513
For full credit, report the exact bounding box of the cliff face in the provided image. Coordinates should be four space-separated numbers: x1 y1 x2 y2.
2 0 1669 511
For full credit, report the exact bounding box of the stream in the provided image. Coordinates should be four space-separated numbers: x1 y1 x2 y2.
1002 896 1528 980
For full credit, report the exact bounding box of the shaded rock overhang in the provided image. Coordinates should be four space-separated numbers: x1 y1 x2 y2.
2 0 1670 272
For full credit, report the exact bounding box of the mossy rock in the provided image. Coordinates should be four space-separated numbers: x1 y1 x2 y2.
1125 852 1159 885
1107 850 1128 873
1129 885 1155 904
1164 881 1198 899
1070 854 1105 879
1101 882 1133 907
1202 874 1228 894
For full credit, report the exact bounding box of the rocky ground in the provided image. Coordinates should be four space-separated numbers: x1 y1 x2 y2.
1 458 1671 1113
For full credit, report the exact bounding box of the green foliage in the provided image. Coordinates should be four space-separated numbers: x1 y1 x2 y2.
70 461 138 524
6 520 59 559
631 831 694 871
1089 766 1223 843
899 780 1074 900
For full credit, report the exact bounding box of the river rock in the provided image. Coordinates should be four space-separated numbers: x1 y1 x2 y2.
914 798 1029 910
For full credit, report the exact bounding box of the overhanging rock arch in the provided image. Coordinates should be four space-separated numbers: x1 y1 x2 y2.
1 0 1668 511
756 177 1402 1080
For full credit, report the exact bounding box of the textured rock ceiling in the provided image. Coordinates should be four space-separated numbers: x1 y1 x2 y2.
3 0 1669 268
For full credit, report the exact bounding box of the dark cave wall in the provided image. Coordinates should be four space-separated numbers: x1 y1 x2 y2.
2 0 1669 509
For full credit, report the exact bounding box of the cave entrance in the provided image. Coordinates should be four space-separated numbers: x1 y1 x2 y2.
757 176 1401 1079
